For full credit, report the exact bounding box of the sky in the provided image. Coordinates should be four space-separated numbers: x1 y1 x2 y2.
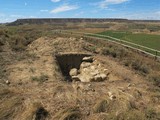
0 0 160 23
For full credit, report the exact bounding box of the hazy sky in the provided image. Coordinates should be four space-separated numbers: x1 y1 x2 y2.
0 0 160 23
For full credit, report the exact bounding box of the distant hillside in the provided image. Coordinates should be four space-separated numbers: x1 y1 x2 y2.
7 18 160 26
8 18 129 25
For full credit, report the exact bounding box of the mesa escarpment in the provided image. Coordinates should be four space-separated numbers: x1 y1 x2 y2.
9 18 129 25
8 18 160 26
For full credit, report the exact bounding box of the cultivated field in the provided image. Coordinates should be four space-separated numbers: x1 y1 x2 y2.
98 31 160 51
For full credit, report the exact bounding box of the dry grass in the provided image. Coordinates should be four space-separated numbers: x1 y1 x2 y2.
31 74 49 83
0 96 23 120
0 24 160 119
19 102 48 120
0 88 12 99
53 107 81 120
93 99 108 113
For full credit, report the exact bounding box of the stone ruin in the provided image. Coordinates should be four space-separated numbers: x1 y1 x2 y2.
56 53 108 82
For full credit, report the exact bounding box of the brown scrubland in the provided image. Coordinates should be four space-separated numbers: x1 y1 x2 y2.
0 21 160 120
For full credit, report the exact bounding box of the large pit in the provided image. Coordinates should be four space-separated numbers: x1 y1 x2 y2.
55 53 92 81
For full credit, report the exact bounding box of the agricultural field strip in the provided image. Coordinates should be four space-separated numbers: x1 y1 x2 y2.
62 30 160 54
84 35 160 59
87 33 160 53
52 30 160 59
59 30 160 56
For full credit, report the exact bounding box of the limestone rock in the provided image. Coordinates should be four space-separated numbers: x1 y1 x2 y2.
109 95 116 100
79 75 94 83
94 75 102 82
80 62 91 69
90 70 99 76
108 92 116 100
5 80 10 85
82 57 93 62
100 74 107 80
72 76 80 81
70 57 109 83
69 68 78 76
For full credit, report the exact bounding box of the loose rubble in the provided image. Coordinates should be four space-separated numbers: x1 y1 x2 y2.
69 56 109 82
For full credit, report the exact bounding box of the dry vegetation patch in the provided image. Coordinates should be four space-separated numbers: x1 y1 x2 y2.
0 26 160 120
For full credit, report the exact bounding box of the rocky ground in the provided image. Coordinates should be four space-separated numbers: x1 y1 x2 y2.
0 36 160 120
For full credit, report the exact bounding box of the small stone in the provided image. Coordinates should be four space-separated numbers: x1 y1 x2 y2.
108 92 113 97
103 69 108 72
79 75 94 82
110 95 116 100
91 70 99 76
80 62 91 69
127 83 132 87
100 74 107 80
98 64 101 68
94 75 102 81
69 68 78 76
82 57 93 63
90 66 96 70
72 76 80 81
5 80 10 85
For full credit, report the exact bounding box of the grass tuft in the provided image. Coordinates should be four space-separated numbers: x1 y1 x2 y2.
53 107 81 120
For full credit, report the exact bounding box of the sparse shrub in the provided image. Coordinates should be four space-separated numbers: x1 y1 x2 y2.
10 35 26 51
31 76 39 81
145 107 160 120
26 52 38 60
111 51 117 58
40 74 49 81
118 48 129 58
102 47 128 59
89 46 97 53
124 60 131 67
93 99 108 113
141 65 150 74
101 47 116 57
101 48 111 55
83 44 97 53
31 74 49 83
131 60 142 71
149 75 160 87
131 60 150 74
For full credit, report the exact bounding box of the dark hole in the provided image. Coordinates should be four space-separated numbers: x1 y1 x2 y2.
35 107 48 120
55 53 91 82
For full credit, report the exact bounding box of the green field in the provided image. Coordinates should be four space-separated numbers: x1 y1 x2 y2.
98 31 160 51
